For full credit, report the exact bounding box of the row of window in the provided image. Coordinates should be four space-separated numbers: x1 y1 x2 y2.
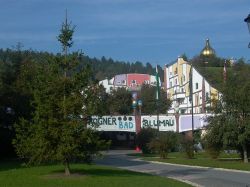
116 80 151 85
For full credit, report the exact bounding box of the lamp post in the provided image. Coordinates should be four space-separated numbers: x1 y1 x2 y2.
137 99 142 116
244 14 250 48
132 97 142 152
189 63 194 157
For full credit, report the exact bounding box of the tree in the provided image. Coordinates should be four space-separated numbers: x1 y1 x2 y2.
14 14 109 175
108 87 132 115
204 62 250 163
140 84 171 114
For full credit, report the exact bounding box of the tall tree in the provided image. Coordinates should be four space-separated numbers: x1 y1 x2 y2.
14 13 109 175
204 62 250 163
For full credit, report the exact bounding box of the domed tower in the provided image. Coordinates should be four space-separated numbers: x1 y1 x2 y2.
200 38 216 56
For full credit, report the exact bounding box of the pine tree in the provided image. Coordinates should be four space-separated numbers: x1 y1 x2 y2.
14 12 109 175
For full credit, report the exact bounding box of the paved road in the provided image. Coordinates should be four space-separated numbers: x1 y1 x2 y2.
95 150 250 187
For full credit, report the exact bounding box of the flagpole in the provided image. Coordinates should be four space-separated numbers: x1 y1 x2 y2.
223 60 227 83
190 64 194 140
189 63 194 154
156 65 160 132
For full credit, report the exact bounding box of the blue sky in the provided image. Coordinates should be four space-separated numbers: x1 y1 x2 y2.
0 0 249 66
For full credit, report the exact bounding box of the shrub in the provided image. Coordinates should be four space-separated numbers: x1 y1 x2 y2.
181 136 194 159
136 128 157 154
149 131 180 159
202 116 224 159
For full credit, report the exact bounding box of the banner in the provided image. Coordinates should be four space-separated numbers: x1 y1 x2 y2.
141 115 176 132
179 114 211 132
88 116 136 132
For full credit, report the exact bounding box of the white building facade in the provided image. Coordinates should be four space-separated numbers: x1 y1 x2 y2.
164 57 219 114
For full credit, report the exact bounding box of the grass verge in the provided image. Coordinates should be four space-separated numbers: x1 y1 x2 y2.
128 152 250 171
0 161 191 187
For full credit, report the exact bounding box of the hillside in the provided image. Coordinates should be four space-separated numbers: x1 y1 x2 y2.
196 66 232 91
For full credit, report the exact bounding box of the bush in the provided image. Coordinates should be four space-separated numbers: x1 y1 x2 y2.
181 137 194 159
149 131 180 159
136 128 157 154
203 133 223 159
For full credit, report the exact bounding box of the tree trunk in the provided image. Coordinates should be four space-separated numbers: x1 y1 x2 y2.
243 144 248 163
64 159 71 176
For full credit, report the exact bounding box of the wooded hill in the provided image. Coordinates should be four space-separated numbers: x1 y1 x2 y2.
0 48 164 82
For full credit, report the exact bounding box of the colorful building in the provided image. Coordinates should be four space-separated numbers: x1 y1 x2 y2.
99 73 160 93
163 57 220 114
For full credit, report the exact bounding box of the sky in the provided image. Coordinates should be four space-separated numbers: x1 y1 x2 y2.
0 0 250 66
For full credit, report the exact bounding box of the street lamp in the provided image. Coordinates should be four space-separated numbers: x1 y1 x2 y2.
133 97 142 152
137 99 142 115
132 100 137 115
244 14 250 48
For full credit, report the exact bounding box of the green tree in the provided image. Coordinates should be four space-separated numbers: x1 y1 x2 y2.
108 87 132 115
140 84 171 114
14 14 109 175
204 62 250 163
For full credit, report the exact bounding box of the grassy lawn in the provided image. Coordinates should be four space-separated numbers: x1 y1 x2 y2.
0 161 191 187
129 152 250 171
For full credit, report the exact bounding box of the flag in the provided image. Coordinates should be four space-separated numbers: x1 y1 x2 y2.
155 65 160 100
189 65 193 102
223 60 227 82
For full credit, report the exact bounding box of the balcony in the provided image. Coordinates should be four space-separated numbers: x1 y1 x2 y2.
179 103 188 108
173 92 186 99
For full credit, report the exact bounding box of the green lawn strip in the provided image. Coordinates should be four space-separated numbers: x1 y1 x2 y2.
128 152 250 171
0 161 191 187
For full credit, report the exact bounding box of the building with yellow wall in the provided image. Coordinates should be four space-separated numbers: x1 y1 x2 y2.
163 57 219 114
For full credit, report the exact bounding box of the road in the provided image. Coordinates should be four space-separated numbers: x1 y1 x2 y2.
95 150 250 187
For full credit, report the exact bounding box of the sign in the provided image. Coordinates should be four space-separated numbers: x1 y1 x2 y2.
88 116 136 132
179 114 211 132
141 115 176 132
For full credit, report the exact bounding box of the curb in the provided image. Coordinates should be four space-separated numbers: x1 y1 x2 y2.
168 176 203 187
148 160 250 174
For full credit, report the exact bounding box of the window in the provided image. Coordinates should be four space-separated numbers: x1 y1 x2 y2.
170 82 172 87
170 72 172 76
181 109 185 114
122 80 126 84
175 79 177 85
196 83 198 89
195 94 199 105
183 75 185 82
174 68 178 74
206 92 209 101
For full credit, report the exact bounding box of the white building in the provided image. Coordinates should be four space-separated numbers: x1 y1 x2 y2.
164 57 219 114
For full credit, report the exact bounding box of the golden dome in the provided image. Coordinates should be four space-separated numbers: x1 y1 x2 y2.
200 38 215 56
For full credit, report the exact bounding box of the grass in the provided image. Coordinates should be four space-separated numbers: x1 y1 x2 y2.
128 152 250 171
0 160 191 187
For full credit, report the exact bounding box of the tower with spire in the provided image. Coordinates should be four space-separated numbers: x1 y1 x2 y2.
200 38 216 56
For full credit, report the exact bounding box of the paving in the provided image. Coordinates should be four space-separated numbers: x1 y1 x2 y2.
95 150 250 187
